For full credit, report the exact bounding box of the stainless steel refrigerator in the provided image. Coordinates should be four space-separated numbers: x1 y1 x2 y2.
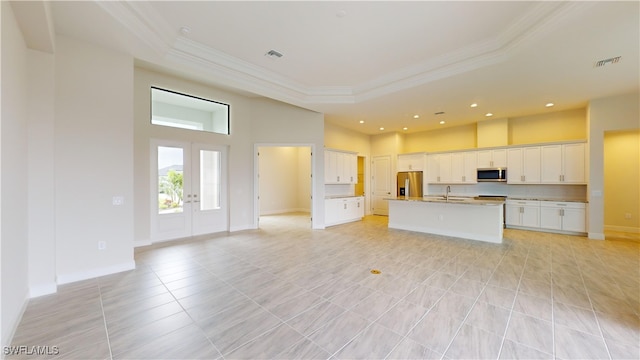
397 171 423 198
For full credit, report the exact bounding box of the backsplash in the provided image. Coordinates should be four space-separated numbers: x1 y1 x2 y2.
427 183 587 201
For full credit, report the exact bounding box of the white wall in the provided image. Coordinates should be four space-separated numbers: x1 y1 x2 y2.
588 91 640 239
258 147 311 215
250 98 325 228
134 69 325 240
27 49 56 297
1 1 29 349
54 36 135 283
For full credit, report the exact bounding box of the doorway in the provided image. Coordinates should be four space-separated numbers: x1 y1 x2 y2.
256 146 312 227
150 140 228 241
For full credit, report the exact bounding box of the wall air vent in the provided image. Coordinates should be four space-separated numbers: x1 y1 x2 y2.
594 56 621 68
265 49 283 59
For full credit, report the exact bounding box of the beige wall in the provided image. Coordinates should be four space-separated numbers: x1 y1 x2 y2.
588 91 640 239
258 146 311 215
403 108 587 153
509 108 587 145
404 123 477 153
604 129 640 233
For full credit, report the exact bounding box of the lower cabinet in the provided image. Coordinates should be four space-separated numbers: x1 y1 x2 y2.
506 200 586 234
325 196 364 227
540 202 586 233
506 200 540 228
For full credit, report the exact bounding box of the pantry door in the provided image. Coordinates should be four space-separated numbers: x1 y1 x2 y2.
151 140 228 242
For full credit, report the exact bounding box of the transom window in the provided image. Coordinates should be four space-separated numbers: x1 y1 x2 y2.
151 87 230 135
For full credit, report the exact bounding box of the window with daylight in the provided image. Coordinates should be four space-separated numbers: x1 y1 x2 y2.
151 87 230 135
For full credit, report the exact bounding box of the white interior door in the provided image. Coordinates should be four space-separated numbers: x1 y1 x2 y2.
372 155 392 215
151 140 228 242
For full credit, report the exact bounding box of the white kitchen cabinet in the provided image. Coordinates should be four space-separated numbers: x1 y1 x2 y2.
398 153 426 171
507 147 541 184
325 196 364 227
429 152 476 184
477 149 507 168
451 151 478 183
541 143 586 184
427 153 452 183
325 150 357 184
539 201 586 233
506 200 540 228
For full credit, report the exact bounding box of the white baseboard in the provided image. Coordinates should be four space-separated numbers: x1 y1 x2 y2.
29 282 57 298
134 239 152 248
230 224 254 232
588 232 606 240
260 208 310 216
56 261 136 285
604 225 640 234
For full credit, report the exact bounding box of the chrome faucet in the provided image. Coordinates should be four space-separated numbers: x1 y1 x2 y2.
445 186 451 201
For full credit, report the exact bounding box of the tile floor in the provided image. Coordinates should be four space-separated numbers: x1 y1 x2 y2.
8 213 640 359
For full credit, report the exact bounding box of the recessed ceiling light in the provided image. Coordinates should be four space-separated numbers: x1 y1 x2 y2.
545 103 554 107
485 113 493 117
413 115 420 119
470 103 478 108
403 127 408 130
336 10 347 18
379 127 385 131
440 120 445 124
179 26 191 36
359 120 365 124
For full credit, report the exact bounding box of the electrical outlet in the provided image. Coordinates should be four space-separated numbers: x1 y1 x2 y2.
98 241 107 250
112 196 124 205
625 213 632 220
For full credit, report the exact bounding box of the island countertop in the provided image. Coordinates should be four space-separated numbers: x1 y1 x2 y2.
386 196 504 206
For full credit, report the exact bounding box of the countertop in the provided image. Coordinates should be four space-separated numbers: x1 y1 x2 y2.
325 195 364 199
507 197 588 203
386 196 504 206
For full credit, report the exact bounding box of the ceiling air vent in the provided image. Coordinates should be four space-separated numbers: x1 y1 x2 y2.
594 56 621 68
265 49 283 59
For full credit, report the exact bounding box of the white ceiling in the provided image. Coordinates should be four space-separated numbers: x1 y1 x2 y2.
24 1 640 134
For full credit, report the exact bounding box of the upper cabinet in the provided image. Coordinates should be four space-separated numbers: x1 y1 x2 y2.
477 149 507 168
325 149 357 184
540 143 586 184
397 153 426 172
427 152 476 184
507 147 541 184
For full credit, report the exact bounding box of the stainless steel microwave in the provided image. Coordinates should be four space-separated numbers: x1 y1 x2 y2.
477 168 507 182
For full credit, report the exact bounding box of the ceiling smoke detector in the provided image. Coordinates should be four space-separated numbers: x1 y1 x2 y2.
594 56 621 68
265 49 283 59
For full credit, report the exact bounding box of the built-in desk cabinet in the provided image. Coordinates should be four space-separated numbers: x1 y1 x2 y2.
325 196 364 226
325 149 357 184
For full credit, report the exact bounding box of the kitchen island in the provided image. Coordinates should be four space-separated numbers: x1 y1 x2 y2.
387 197 504 243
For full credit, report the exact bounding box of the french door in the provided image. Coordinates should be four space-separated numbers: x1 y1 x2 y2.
151 140 228 241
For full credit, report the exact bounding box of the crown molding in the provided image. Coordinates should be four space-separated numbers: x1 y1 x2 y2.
95 0 175 56
98 1 593 106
